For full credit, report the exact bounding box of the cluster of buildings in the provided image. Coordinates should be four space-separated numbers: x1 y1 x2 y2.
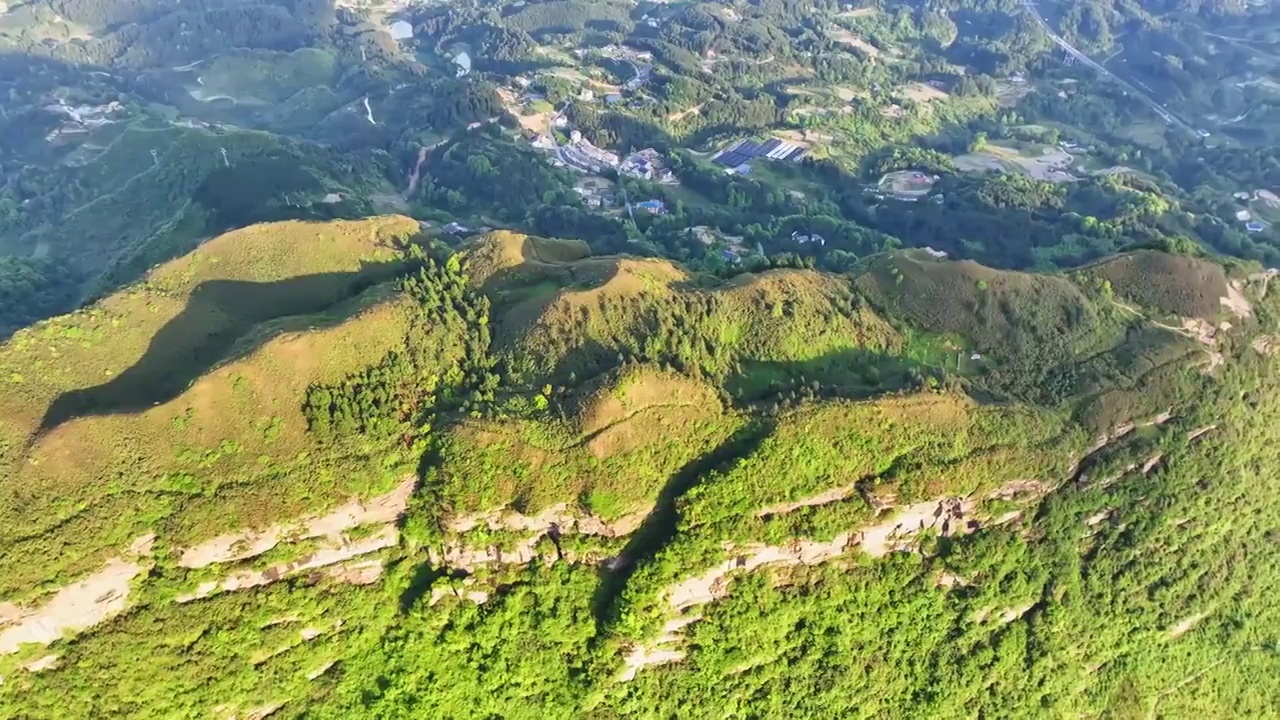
572 177 615 209
538 129 678 188
1231 190 1276 233
594 45 654 64
685 226 760 265
43 99 123 142
620 148 676 183
573 189 610 209
712 137 808 174
559 130 620 172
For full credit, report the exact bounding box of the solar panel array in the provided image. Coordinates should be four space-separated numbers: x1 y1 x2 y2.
713 138 807 167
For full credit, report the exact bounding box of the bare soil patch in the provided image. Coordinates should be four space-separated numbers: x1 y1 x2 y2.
181 526 400 602
1168 611 1209 638
1221 280 1253 319
956 144 1078 182
0 552 146 654
667 104 704 122
179 476 415 568
755 484 856 518
953 153 1011 173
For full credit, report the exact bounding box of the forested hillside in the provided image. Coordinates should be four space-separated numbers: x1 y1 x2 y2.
1 0 1279 714
0 217 1276 717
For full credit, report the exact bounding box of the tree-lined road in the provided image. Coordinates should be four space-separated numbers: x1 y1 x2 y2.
1020 0 1198 135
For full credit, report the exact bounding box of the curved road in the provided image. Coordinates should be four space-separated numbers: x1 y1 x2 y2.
1021 0 1198 136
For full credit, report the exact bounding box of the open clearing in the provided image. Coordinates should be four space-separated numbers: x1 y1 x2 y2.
833 85 863 102
776 128 829 145
898 82 949 103
953 153 1016 173
827 25 881 58
954 143 1077 182
497 87 554 134
995 78 1033 107
518 110 553 134
879 169 939 198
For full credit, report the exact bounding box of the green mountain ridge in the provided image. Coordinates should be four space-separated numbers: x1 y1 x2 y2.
0 216 1276 717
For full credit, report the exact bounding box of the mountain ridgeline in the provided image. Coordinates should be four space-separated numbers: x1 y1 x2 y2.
0 216 1277 717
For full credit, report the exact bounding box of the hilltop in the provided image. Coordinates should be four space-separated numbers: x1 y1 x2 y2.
0 221 1278 718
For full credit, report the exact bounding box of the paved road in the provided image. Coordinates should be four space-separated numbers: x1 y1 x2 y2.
1021 0 1198 135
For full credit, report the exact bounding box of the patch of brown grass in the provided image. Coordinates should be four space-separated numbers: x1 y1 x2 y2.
0 285 417 600
497 258 902 387
461 230 590 286
558 257 689 307
1084 251 1232 320
0 216 415 457
0 217 422 601
898 82 949 103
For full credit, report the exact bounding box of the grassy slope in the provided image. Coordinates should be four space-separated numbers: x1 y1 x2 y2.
0 225 1275 718
854 250 1119 360
486 254 904 387
428 232 913 519
1076 249 1233 320
0 216 420 598
852 249 1208 424
432 366 745 519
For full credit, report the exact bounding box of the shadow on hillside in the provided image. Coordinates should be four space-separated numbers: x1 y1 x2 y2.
487 259 628 381
589 419 777 627
727 347 942 404
471 235 586 297
38 261 401 432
